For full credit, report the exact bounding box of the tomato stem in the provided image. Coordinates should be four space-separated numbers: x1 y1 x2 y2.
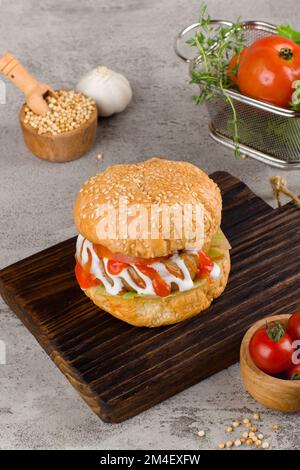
265 321 286 343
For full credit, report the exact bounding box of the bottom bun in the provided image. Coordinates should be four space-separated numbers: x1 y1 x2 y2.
84 251 230 327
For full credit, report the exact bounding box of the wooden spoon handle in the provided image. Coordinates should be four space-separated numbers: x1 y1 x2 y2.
0 52 53 114
0 52 40 96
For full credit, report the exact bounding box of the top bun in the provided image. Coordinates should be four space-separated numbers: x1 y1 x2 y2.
73 157 222 258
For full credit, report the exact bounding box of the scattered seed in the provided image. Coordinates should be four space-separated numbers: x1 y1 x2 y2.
97 153 103 161
235 439 242 447
250 426 257 432
243 418 250 424
249 431 255 439
272 424 279 431
252 435 258 442
226 426 233 433
255 440 262 448
258 433 264 440
218 442 225 449
240 438 246 444
253 413 260 420
262 441 270 449
246 438 253 445
197 430 205 437
226 441 233 448
242 432 249 439
232 421 241 428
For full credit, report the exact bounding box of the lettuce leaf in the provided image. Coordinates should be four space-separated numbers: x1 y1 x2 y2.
210 229 231 251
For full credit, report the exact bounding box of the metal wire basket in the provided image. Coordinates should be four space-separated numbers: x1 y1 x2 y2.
175 20 300 170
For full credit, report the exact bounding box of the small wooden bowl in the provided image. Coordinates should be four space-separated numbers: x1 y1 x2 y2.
19 104 97 163
240 314 300 412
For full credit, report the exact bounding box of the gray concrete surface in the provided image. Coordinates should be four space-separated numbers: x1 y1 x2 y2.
0 0 299 450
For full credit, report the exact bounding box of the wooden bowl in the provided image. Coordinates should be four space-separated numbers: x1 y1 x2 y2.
19 104 97 163
240 314 300 412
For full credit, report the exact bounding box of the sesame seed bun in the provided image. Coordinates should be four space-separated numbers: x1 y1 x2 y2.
74 157 222 258
84 250 230 327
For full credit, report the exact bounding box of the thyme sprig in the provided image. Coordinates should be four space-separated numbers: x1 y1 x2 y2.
187 4 246 156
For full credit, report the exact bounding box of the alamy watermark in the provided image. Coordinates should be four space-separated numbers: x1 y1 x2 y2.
292 340 300 365
94 198 205 247
0 340 6 364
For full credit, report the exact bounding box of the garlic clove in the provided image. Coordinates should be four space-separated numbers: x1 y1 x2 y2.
76 66 132 117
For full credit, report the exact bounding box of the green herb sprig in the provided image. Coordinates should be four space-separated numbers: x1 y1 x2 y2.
187 4 246 156
276 24 300 45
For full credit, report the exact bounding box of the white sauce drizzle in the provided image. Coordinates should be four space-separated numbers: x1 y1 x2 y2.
210 262 221 280
75 235 221 296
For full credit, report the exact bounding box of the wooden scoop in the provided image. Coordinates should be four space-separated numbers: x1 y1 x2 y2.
0 52 56 115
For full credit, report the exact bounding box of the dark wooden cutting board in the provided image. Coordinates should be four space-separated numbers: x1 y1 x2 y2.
1 172 300 423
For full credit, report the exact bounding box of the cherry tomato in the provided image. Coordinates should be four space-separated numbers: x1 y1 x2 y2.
287 311 300 340
75 262 101 289
249 322 293 374
237 35 300 107
197 250 214 278
228 48 248 84
286 364 300 380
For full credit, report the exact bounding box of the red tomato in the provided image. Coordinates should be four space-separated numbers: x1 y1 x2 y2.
286 364 300 380
75 262 101 289
228 48 248 84
287 311 300 340
249 322 293 374
197 250 214 278
94 243 165 265
237 35 300 107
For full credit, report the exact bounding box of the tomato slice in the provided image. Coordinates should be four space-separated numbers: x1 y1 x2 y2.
136 263 171 297
93 243 165 265
75 262 101 289
197 250 214 278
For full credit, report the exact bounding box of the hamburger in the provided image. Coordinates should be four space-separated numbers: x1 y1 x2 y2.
74 157 231 327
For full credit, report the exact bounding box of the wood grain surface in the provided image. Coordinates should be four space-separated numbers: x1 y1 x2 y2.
0 172 299 423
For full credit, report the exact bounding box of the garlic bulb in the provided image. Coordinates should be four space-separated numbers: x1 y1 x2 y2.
76 66 132 117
